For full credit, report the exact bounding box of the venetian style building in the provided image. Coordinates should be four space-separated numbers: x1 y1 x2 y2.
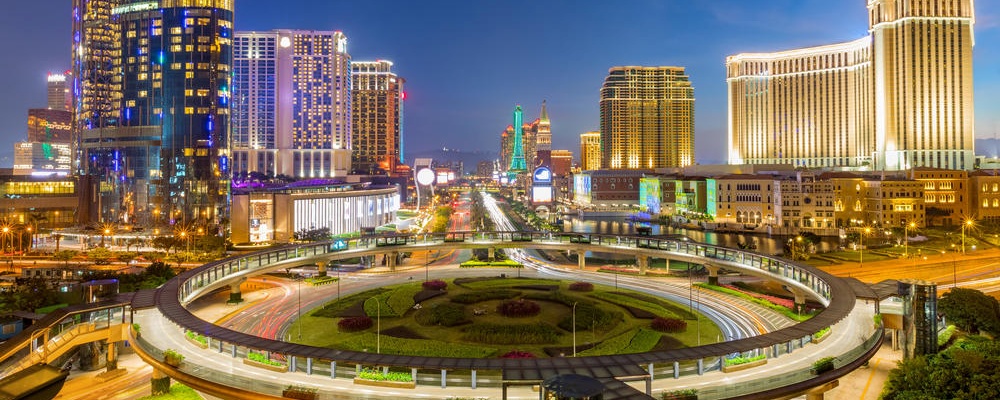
727 0 976 171
600 66 695 169
579 131 601 171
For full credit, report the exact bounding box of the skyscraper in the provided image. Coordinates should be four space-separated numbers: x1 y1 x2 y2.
535 100 551 169
47 72 71 111
351 60 404 175
600 66 695 170
232 30 352 179
727 0 975 171
579 131 601 171
73 0 234 226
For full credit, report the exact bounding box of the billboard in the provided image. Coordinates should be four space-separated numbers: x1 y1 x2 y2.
532 186 553 203
533 167 552 184
573 174 592 204
639 177 661 214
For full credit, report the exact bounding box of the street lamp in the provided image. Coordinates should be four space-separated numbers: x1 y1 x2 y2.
572 302 578 357
904 221 916 258
296 275 302 340
961 218 974 255
860 227 872 269
367 296 382 354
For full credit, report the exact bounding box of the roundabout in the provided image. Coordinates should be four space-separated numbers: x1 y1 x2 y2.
124 230 881 399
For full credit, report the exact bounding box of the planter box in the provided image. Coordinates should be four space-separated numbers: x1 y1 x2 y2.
282 389 317 400
164 355 183 368
352 378 416 389
662 395 697 400
242 358 287 373
186 336 209 349
721 358 767 373
811 333 830 344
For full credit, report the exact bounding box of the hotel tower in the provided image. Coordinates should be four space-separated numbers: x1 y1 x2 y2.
600 66 695 170
727 0 975 171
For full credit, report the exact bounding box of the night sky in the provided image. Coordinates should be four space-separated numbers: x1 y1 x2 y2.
2 1 999 167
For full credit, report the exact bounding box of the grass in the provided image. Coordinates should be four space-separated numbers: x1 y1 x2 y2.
938 325 957 348
293 277 723 357
578 328 661 356
459 259 523 268
695 283 816 322
590 291 684 320
138 384 203 400
247 351 284 366
462 323 561 344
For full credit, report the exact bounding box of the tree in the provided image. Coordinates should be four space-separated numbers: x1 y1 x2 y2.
938 288 1000 335
87 247 113 265
882 337 1000 399
52 233 63 252
117 252 138 264
52 250 78 266
151 236 178 254
125 237 144 252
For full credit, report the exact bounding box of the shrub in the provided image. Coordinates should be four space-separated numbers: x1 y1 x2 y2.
500 350 536 358
662 388 698 400
724 354 766 366
422 279 447 290
185 330 208 345
163 349 184 366
415 303 469 327
451 290 520 304
357 368 413 382
496 299 541 317
568 282 594 292
462 323 560 344
338 316 374 332
556 302 621 332
814 327 831 340
651 317 687 333
811 357 835 374
247 351 284 366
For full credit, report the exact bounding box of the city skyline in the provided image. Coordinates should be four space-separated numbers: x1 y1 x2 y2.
2 1 1000 167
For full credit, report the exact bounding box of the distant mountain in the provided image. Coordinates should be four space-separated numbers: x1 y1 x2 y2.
977 139 1000 158
406 148 497 174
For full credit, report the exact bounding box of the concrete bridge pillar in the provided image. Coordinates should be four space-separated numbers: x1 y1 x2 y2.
805 380 839 400
388 252 398 271
316 261 327 277
578 251 586 270
229 281 243 303
488 247 495 261
637 256 649 274
151 368 170 395
791 288 807 314
705 264 720 285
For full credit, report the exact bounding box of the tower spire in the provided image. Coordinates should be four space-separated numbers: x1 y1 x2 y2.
539 99 549 122
507 105 527 179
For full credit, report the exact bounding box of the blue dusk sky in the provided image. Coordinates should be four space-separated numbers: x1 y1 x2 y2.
1 0 998 166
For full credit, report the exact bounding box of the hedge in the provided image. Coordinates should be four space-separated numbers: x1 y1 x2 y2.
578 328 661 356
496 299 541 317
338 333 496 358
462 323 561 345
415 303 469 327
247 351 284 367
357 368 412 382
651 317 687 333
338 316 373 332
696 283 815 322
724 354 766 366
451 290 520 304
590 292 682 320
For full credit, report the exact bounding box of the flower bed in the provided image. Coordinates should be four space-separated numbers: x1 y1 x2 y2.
338 316 374 332
651 317 687 333
568 282 594 292
462 323 560 345
500 350 536 358
422 279 447 290
460 260 523 268
496 299 541 317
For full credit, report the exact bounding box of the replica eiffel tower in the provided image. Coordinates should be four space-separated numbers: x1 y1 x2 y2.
507 105 527 182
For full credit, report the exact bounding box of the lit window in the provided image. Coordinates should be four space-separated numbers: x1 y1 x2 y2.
184 107 194 114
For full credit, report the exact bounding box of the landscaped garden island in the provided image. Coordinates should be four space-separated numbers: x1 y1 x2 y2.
288 276 722 358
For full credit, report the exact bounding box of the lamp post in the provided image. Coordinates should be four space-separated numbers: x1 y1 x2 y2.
860 227 871 269
296 275 302 340
961 218 974 255
904 221 916 258
572 302 578 357
368 296 381 354
336 264 341 302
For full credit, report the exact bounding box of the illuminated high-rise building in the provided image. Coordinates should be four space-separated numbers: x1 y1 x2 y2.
580 131 601 171
600 66 695 169
351 60 404 175
535 100 551 168
727 0 975 171
232 30 352 179
74 0 234 226
47 72 72 111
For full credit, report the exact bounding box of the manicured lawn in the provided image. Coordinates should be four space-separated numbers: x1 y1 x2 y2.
138 384 202 400
290 277 723 357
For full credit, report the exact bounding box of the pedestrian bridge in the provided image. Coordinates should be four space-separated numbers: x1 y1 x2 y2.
127 231 878 399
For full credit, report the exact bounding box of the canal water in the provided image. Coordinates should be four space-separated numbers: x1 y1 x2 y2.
562 216 842 255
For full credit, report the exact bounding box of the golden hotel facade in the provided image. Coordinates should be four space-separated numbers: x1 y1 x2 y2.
727 0 975 171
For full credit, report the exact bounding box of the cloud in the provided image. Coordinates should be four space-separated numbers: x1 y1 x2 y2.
699 1 859 37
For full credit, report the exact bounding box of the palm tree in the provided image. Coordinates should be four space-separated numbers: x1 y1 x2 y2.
53 233 63 252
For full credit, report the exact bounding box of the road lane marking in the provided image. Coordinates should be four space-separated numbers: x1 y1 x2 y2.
860 357 882 399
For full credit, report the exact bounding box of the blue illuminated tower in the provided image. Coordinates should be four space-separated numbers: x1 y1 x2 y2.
507 105 527 181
